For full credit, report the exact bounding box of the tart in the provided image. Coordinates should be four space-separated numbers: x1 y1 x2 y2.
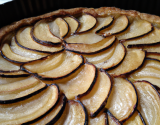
0 7 160 124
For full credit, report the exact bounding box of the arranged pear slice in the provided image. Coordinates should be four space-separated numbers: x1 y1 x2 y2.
123 27 160 47
95 41 126 70
146 52 160 61
95 16 114 33
123 110 146 125
57 100 88 125
10 37 48 59
129 59 160 88
75 14 97 34
106 109 122 125
57 63 97 100
65 35 116 54
108 49 145 77
133 81 160 125
32 19 62 46
80 69 112 117
0 76 46 103
105 78 137 122
29 94 67 125
22 51 84 80
99 15 128 37
48 18 69 38
117 18 152 40
89 112 107 125
16 27 63 53
0 84 59 125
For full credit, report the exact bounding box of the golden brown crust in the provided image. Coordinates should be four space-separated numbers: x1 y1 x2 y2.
1 7 160 42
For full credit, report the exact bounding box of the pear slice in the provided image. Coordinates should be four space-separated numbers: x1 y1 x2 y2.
95 41 125 70
16 27 63 53
76 14 97 33
22 51 84 80
0 84 59 125
10 37 48 59
95 16 114 33
32 19 62 46
117 18 152 40
57 63 97 100
65 35 116 54
123 110 146 125
64 16 80 35
133 81 160 125
108 49 145 77
29 94 67 125
129 59 160 88
89 112 107 125
0 77 46 103
123 27 160 47
105 78 137 122
146 52 160 61
49 18 69 38
99 15 128 37
80 69 112 117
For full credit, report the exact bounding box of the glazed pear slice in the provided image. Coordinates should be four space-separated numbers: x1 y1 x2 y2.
133 81 160 125
106 109 122 125
65 35 116 54
57 63 97 100
108 49 145 77
89 112 107 125
117 18 152 40
123 110 146 125
99 15 128 37
49 18 69 38
22 51 84 80
0 77 46 103
105 78 137 122
29 94 67 125
123 27 160 47
76 14 97 33
16 27 63 53
95 16 114 33
80 69 112 117
1 44 40 63
10 37 48 59
95 41 125 70
146 52 160 61
0 84 59 125
129 59 160 88
64 16 80 35
32 19 62 46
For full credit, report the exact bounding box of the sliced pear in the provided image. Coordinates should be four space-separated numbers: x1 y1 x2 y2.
16 27 63 53
49 18 69 38
80 69 112 117
129 59 160 88
0 84 59 125
65 35 116 54
117 18 152 40
0 77 46 103
57 63 97 100
108 49 145 77
99 15 128 37
143 42 160 53
76 14 97 33
10 37 48 59
30 94 67 125
22 51 84 80
0 71 29 78
133 81 160 125
32 19 62 46
89 112 107 125
123 110 146 125
64 16 80 35
123 27 160 47
105 78 137 122
146 52 160 61
95 16 114 33
1 44 39 63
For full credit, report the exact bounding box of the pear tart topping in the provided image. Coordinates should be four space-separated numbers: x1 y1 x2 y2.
1 7 160 124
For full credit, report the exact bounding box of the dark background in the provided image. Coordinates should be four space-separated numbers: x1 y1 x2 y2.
0 0 160 28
